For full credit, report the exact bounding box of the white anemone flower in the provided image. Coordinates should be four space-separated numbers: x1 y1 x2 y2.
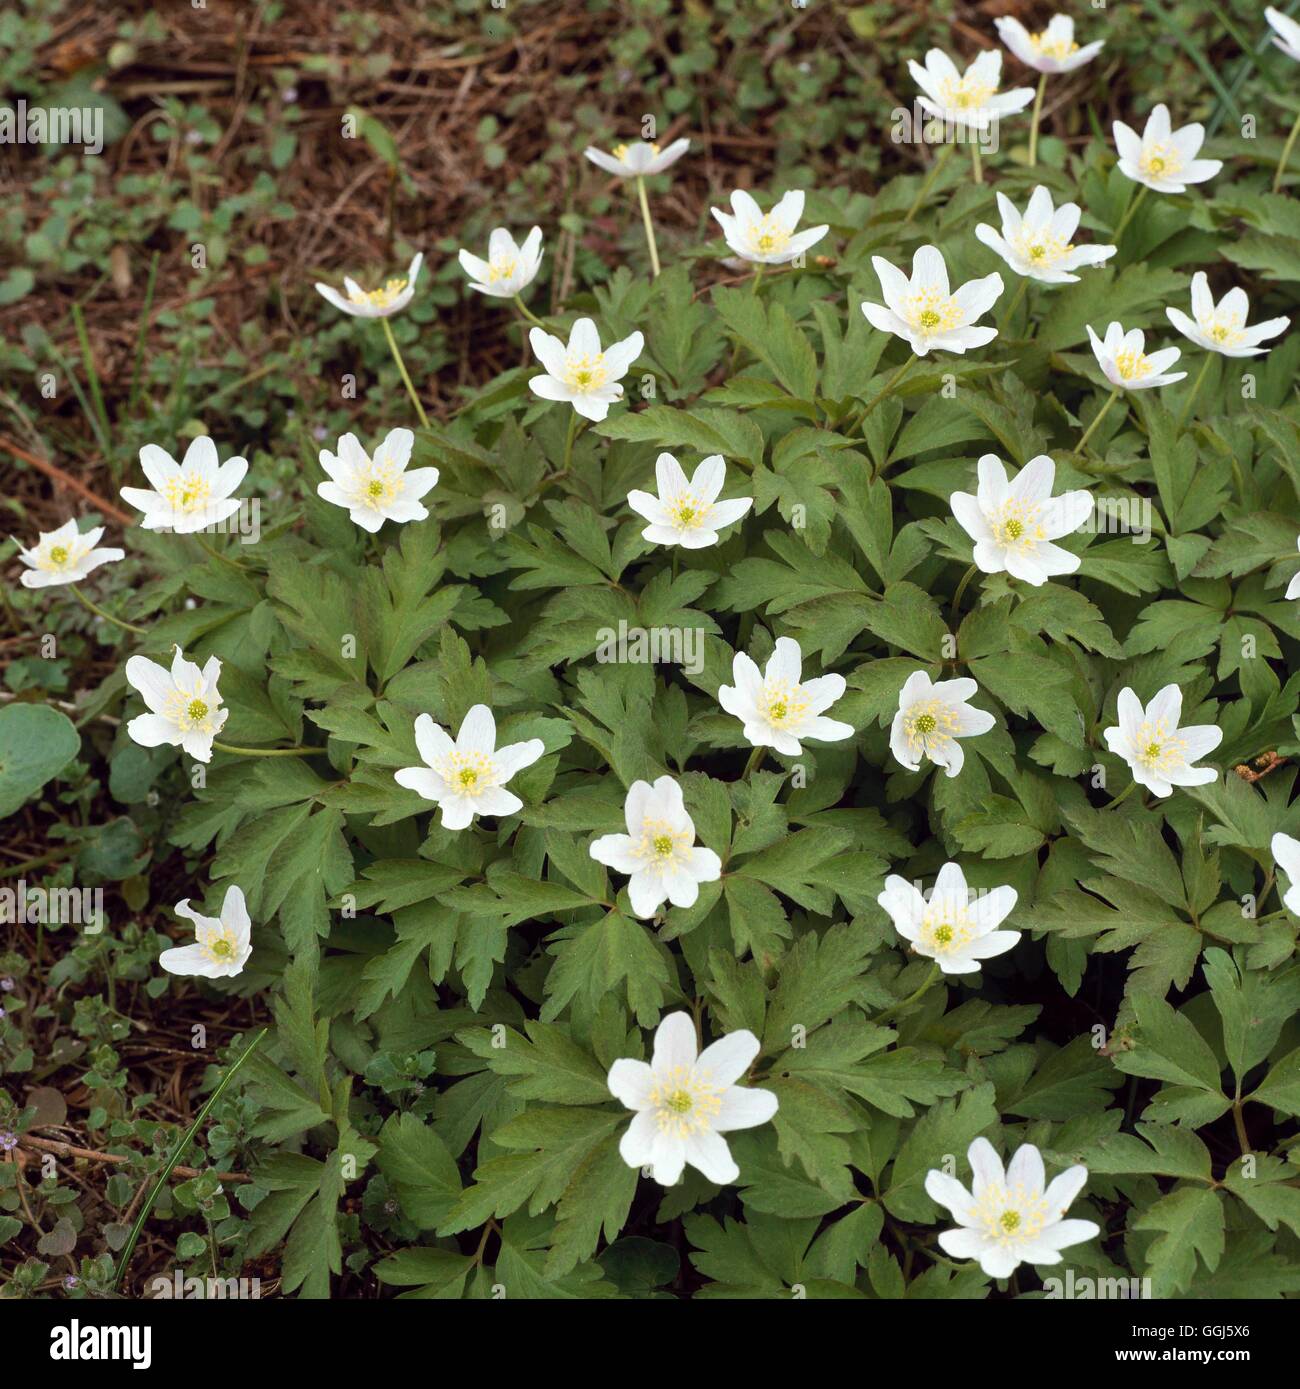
909 48 1035 130
160 884 252 979
119 437 247 534
1087 321 1186 390
316 427 438 533
590 776 722 919
1112 104 1221 193
950 454 1093 586
1286 537 1300 600
862 246 1003 356
926 1139 1100 1279
458 227 543 299
717 636 853 756
1266 7 1300 62
627 453 751 549
1103 684 1222 798
14 520 123 589
1165 273 1289 358
583 138 691 178
709 189 828 266
314 252 423 318
974 187 1116 284
877 862 1018 975
993 15 1104 74
607 1011 777 1187
528 317 644 422
394 705 544 831
891 671 995 777
125 647 227 764
1270 832 1300 914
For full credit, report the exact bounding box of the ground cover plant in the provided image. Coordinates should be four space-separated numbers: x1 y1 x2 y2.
3 0 1300 1304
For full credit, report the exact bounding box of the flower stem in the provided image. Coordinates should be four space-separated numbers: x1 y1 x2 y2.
950 563 979 625
742 745 766 780
635 175 661 279
1100 779 1136 810
1076 386 1122 456
69 585 147 635
1112 184 1148 241
561 410 581 473
970 141 983 185
876 961 941 1025
381 317 431 430
751 262 765 295
901 143 955 228
999 277 1029 333
1027 74 1047 168
1178 353 1213 428
195 535 245 570
212 740 315 757
1274 109 1300 194
514 295 546 329
851 353 918 437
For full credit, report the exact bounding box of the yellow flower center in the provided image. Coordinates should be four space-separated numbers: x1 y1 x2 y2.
1114 349 1152 382
488 255 518 283
1203 314 1245 348
669 491 705 530
905 287 962 336
348 276 407 309
991 500 1045 551
351 460 401 510
442 750 495 795
914 712 937 734
613 141 660 162
1132 719 1189 776
1011 226 1074 270
939 76 996 110
762 679 809 728
1030 31 1079 61
49 545 70 565
747 214 792 257
198 925 240 967
648 1065 722 1138
653 834 674 857
1139 143 1182 180
562 352 609 392
637 818 686 868
187 698 209 722
973 1182 1050 1247
903 700 959 759
163 475 214 514
920 897 977 955
1000 1209 1021 1232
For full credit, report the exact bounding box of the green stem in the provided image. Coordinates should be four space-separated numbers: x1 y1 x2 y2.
635 175 661 279
195 535 246 571
751 262 765 295
1113 184 1148 240
970 141 983 185
114 1028 267 1291
876 962 941 1025
514 295 546 329
999 277 1029 333
212 740 315 757
742 745 766 780
1027 73 1047 168
69 585 146 635
1100 779 1136 810
381 317 430 430
1178 353 1213 428
950 563 979 624
1274 109 1300 194
851 353 918 437
562 410 581 473
1077 387 1122 456
901 144 955 228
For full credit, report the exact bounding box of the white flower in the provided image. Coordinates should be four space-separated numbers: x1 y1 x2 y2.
125 646 227 764
974 187 1116 284
1086 321 1186 390
627 453 751 549
1103 684 1222 797
993 15 1104 74
458 226 543 299
925 1138 1100 1279
1270 832 1300 915
607 1011 777 1187
160 884 251 978
890 670 995 778
1112 104 1221 193
950 454 1093 586
1165 272 1289 358
314 251 423 318
862 245 1003 356
717 636 853 756
317 428 438 533
14 519 123 589
1265 7 1300 63
877 862 1018 975
583 138 690 178
120 437 247 534
1286 537 1300 600
908 48 1035 130
528 317 644 422
590 776 722 919
394 705 544 832
709 188 828 266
